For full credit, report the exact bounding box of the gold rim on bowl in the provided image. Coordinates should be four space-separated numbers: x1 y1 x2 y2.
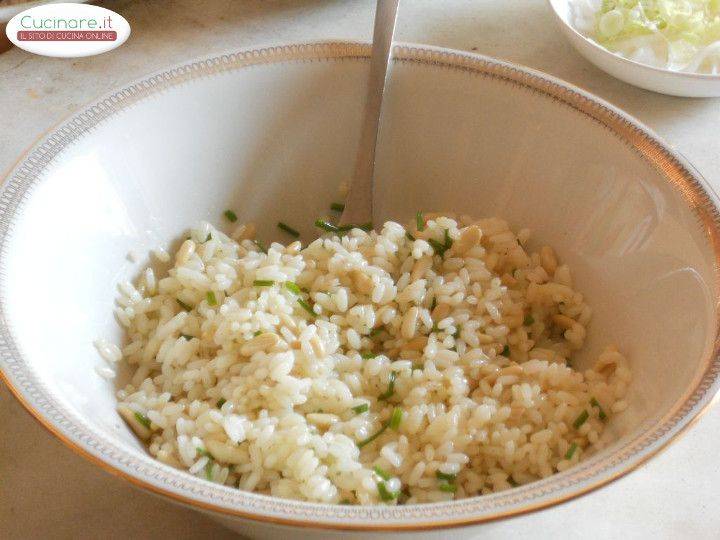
1 41 720 531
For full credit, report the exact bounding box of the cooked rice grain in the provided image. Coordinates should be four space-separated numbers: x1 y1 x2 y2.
111 215 631 504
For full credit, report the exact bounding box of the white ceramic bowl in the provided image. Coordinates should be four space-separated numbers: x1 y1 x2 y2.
1 42 720 539
547 0 720 97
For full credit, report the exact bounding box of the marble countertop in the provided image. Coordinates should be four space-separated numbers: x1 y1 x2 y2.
1 1 718 538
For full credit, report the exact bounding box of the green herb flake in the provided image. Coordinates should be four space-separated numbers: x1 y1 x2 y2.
438 482 457 493
330 202 345 212
134 411 151 429
361 351 376 360
216 397 227 408
205 233 212 242
277 222 300 238
196 447 213 458
378 371 397 400
352 403 369 415
357 423 388 449
416 211 425 231
523 314 535 326
430 296 437 312
369 326 384 337
204 459 214 480
339 499 352 505
176 299 192 311
373 465 391 481
435 471 457 482
253 239 267 254
180 334 194 341
443 228 453 251
253 279 275 287
253 330 262 337
452 325 461 339
428 238 446 256
297 298 316 317
206 291 218 306
500 344 510 357
224 210 238 223
284 281 302 295
590 397 608 420
565 442 578 460
377 481 400 501
359 222 373 232
573 409 590 429
314 219 341 233
389 407 403 430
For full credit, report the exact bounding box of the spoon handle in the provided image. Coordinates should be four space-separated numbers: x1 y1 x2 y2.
340 0 400 227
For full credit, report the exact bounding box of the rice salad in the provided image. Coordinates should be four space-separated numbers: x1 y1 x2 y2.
103 213 631 505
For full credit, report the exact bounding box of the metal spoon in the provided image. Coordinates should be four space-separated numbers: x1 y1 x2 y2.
340 0 400 227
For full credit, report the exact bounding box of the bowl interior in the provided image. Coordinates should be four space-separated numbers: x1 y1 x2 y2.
1 43 718 525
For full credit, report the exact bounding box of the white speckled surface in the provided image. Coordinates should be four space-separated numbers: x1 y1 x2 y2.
1 1 719 538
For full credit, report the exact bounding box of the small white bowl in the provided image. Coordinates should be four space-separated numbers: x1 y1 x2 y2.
547 0 720 97
1 41 720 538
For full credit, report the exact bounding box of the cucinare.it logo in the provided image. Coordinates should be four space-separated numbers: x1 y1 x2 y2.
6 3 130 58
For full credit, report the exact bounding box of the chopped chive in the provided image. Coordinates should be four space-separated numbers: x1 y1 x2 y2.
405 231 416 241
315 219 340 233
573 409 589 429
358 222 373 232
339 499 352 505
443 228 453 251
224 210 238 223
253 279 275 287
205 233 212 242
430 296 437 312
373 465 391 481
206 291 218 306
297 298 316 317
438 482 457 493
352 403 369 414
205 459 214 480
565 442 578 460
590 397 608 420
416 211 425 231
389 407 403 430
361 351 376 359
330 202 345 212
253 239 267 253
435 471 457 482
284 281 302 295
216 397 227 408
357 423 388 448
377 481 400 501
277 222 300 238
180 334 194 340
428 238 446 256
196 447 213 458
500 344 510 357
176 299 192 311
452 325 461 339
378 371 397 400
431 322 440 333
134 411 151 429
253 330 262 336
369 326 384 337
523 314 535 326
